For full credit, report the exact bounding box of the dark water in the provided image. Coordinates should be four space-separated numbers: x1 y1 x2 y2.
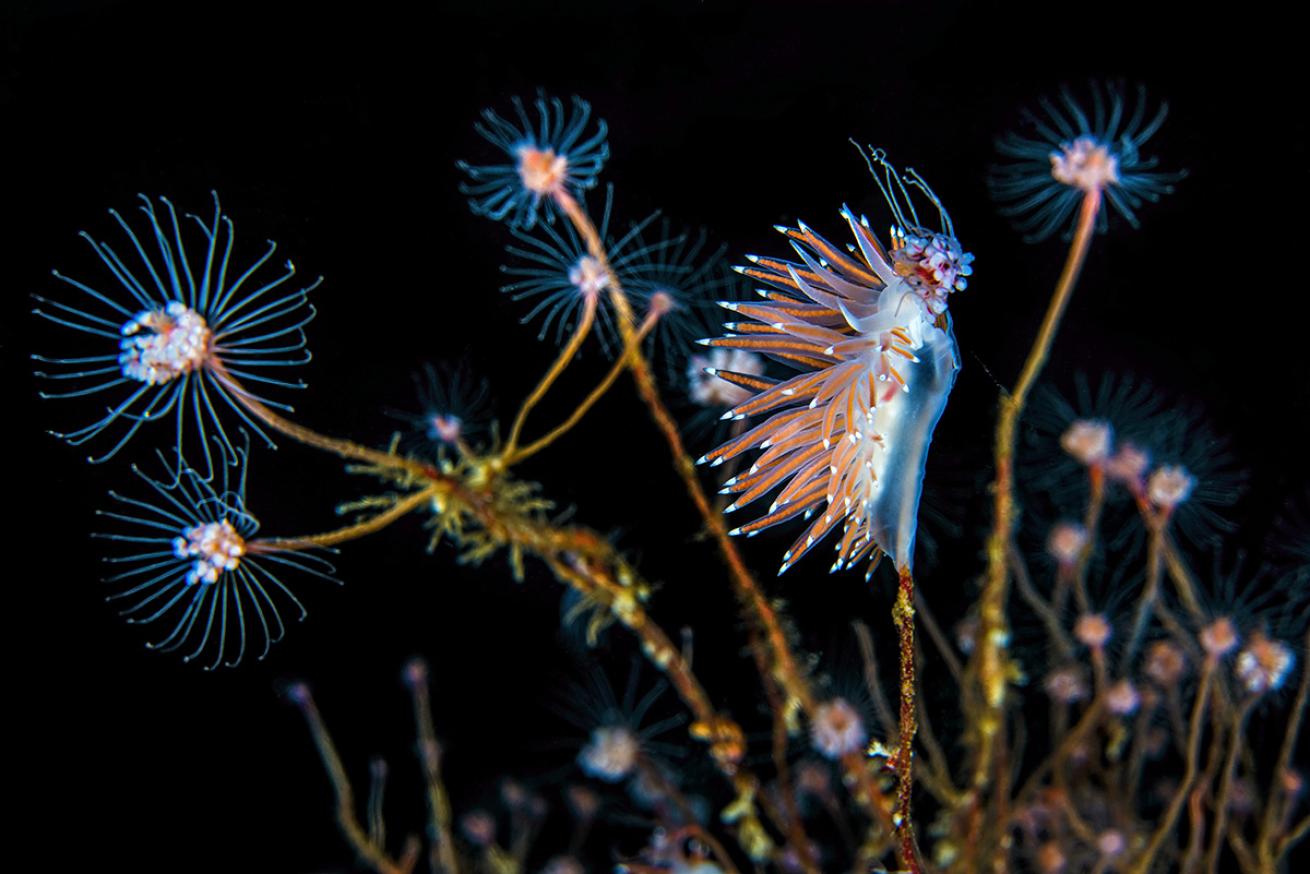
5 1 1304 871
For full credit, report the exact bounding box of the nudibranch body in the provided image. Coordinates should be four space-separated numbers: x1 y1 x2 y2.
697 152 972 575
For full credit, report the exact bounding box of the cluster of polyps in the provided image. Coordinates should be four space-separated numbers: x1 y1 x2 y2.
577 725 639 782
809 697 868 759
516 145 569 197
1235 631 1296 695
1060 418 1196 512
173 519 246 585
1049 136 1120 193
566 254 612 302
119 302 212 385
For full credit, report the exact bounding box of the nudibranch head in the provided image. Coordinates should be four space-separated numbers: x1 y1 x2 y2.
890 227 974 316
698 147 970 575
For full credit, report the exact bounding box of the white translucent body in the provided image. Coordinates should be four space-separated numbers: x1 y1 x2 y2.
837 286 960 570
871 317 958 568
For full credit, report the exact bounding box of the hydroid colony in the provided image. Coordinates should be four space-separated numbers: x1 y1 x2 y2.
33 86 1306 873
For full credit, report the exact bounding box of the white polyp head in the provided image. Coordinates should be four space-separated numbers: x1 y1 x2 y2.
1049 136 1121 193
516 145 569 196
1200 617 1240 660
500 779 528 808
403 658 429 687
1037 842 1067 874
1074 612 1112 649
460 810 496 847
646 290 675 318
578 725 639 782
566 784 600 819
1144 640 1187 686
283 681 312 706
120 301 213 385
568 255 611 301
1106 679 1141 716
809 697 868 759
688 348 764 408
426 413 463 445
1097 830 1126 859
1147 465 1195 510
1047 522 1087 567
1043 666 1088 704
1061 419 1113 466
173 519 246 585
1106 442 1150 488
1235 632 1295 695
1283 769 1305 798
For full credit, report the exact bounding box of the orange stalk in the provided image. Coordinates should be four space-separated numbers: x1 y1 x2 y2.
974 189 1102 785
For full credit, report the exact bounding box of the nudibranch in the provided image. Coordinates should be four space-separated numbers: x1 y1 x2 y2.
696 150 973 575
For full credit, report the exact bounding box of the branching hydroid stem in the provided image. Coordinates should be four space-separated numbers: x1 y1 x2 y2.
253 487 439 552
503 294 598 458
974 189 1102 784
551 189 820 722
505 303 662 465
289 684 420 874
552 187 906 865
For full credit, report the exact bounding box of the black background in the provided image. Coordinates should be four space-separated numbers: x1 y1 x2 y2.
4 1 1306 871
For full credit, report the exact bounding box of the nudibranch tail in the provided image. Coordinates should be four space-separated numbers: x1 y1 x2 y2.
700 149 971 575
